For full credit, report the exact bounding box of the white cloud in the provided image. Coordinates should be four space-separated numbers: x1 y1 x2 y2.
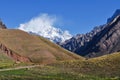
18 13 72 43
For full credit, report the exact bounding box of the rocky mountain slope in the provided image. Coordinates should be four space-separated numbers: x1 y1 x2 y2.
0 20 7 29
107 9 120 23
60 25 105 52
0 21 82 64
60 10 120 58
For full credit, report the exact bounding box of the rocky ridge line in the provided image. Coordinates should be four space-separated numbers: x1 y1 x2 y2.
60 10 120 58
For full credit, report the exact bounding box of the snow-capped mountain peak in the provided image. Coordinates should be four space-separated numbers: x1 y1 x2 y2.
18 14 72 43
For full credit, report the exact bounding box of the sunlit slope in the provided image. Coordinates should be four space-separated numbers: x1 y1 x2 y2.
0 52 119 79
0 29 83 63
0 51 14 68
55 52 120 77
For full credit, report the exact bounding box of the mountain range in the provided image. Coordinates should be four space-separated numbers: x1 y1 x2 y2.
60 9 120 58
0 9 120 80
0 21 82 64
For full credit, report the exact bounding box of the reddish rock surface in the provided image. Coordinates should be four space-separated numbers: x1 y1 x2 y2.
0 43 30 62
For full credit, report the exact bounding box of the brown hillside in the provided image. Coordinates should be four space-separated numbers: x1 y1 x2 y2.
0 29 83 64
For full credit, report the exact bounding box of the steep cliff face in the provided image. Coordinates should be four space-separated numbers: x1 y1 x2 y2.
60 11 120 58
79 15 120 57
60 25 105 53
107 9 120 23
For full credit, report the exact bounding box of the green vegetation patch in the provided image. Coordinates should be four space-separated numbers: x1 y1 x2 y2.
0 66 116 80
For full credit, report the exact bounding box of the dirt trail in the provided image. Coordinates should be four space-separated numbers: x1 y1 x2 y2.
0 65 43 71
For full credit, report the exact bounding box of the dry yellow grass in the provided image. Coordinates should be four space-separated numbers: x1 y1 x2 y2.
0 29 83 64
49 52 120 78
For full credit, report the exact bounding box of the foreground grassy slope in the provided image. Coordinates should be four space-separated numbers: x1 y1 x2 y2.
0 29 83 63
0 52 120 80
0 51 14 68
53 52 120 78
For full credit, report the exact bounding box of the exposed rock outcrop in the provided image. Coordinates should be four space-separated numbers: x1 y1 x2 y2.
0 43 30 62
107 9 120 23
60 25 105 53
82 15 120 57
0 20 7 29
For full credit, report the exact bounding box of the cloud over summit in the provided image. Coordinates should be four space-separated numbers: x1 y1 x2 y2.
18 13 72 43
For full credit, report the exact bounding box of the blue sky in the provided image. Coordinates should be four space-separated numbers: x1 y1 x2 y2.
0 0 120 35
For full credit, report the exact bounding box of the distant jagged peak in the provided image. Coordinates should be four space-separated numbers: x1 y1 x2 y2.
60 10 120 58
0 19 7 29
109 14 120 25
107 9 120 23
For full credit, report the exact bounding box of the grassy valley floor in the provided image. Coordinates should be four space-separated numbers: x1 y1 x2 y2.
0 66 118 80
0 52 120 80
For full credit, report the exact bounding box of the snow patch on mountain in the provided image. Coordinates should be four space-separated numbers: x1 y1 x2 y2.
18 14 72 43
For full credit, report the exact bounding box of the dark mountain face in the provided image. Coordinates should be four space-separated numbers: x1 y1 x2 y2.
60 25 105 53
81 15 120 57
0 20 7 29
107 9 120 23
60 10 120 58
